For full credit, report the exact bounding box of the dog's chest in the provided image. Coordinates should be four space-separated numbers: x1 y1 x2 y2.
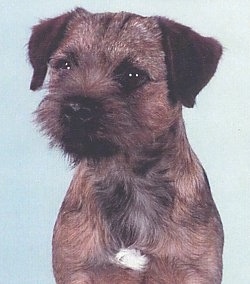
95 173 174 247
112 248 149 271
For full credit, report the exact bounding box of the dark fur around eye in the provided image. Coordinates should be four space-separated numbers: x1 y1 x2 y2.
48 58 72 71
56 60 71 70
113 59 150 93
49 52 78 71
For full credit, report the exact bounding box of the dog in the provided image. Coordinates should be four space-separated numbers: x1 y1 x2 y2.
28 7 224 284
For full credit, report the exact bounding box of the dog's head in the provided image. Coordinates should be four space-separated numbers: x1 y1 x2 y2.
28 8 222 162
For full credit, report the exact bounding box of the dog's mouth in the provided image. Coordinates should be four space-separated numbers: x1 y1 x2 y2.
60 96 118 159
62 135 118 160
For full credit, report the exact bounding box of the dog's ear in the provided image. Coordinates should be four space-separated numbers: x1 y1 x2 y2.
157 17 222 108
28 12 74 91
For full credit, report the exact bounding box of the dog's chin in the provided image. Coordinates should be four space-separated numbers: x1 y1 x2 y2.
61 135 119 162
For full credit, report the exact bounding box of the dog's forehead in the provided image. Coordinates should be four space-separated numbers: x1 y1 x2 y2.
62 11 165 66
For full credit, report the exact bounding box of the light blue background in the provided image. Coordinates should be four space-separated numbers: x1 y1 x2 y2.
1 1 249 283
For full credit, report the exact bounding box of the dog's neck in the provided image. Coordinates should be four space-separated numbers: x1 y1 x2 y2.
91 118 206 198
78 118 210 248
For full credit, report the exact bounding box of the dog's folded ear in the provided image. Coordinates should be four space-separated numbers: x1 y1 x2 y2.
28 12 73 91
157 17 222 108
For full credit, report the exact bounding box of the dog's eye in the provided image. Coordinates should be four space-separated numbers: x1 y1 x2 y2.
56 60 72 70
114 60 150 93
50 59 72 70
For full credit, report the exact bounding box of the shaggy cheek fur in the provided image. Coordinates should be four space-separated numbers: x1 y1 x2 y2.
134 82 180 133
34 96 64 148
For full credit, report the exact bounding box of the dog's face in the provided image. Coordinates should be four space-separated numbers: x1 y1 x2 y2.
28 8 222 161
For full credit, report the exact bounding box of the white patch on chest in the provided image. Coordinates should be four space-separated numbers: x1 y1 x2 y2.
113 248 149 271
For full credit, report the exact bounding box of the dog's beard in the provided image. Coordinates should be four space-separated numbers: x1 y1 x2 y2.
61 131 118 161
36 114 119 163
34 94 150 163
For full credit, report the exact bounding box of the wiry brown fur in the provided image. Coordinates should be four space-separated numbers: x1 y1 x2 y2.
28 8 224 283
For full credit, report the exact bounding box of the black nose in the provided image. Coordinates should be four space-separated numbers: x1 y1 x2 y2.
62 98 98 126
64 103 93 123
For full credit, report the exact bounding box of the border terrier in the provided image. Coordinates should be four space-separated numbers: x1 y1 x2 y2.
28 7 224 284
